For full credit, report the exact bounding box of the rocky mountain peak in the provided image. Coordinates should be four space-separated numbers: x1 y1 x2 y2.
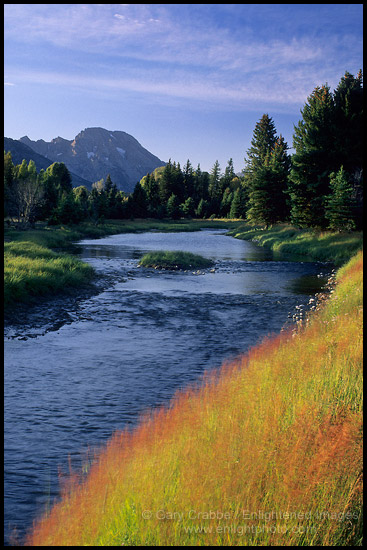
18 127 165 192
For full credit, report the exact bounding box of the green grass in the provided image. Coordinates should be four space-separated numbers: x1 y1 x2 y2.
26 250 363 546
4 241 94 310
139 250 214 270
228 223 363 265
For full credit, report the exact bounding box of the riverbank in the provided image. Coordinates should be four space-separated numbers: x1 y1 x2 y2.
227 223 363 265
25 249 363 546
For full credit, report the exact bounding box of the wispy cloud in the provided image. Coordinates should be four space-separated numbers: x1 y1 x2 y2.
3 65 319 114
4 4 362 112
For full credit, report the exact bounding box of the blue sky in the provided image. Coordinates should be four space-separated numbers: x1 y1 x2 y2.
4 4 363 174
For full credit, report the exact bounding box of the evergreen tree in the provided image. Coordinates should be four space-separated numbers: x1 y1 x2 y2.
193 164 209 206
245 115 290 225
195 198 210 219
289 84 339 227
171 161 185 203
166 193 180 219
223 158 235 188
130 182 148 218
143 173 161 218
220 187 233 218
208 160 221 200
325 166 357 231
229 187 247 219
246 155 275 226
183 159 195 201
104 174 120 218
208 160 222 214
244 114 277 178
57 191 82 224
89 181 108 223
268 135 291 222
333 70 363 174
73 186 90 220
159 159 174 204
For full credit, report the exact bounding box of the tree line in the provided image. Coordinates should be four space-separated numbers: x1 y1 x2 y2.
4 71 363 231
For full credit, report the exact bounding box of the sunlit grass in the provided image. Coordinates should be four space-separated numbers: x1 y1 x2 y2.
228 224 363 265
4 242 94 309
25 250 363 546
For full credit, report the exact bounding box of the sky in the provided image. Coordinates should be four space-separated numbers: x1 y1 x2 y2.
4 4 363 174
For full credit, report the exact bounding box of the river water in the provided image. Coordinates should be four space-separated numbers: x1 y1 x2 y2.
4 229 331 544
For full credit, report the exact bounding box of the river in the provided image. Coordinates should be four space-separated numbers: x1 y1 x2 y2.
4 229 331 545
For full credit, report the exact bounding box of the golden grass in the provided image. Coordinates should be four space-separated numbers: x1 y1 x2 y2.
25 251 363 546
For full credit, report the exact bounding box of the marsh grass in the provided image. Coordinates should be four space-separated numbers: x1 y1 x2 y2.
26 250 363 546
139 250 214 270
4 241 94 309
228 224 363 265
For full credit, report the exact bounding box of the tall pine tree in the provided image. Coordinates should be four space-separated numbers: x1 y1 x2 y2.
288 85 337 228
244 114 277 178
288 72 363 228
245 115 290 226
325 166 357 231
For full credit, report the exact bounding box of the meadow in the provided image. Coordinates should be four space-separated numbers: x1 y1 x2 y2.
25 249 363 546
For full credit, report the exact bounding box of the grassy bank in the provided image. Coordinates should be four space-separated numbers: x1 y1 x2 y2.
4 241 95 310
25 249 363 546
228 223 363 265
139 250 214 270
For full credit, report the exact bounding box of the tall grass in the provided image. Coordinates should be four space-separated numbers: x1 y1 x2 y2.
25 250 363 546
228 224 363 265
4 241 94 309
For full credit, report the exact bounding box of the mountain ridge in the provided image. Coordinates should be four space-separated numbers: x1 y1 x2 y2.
16 127 166 192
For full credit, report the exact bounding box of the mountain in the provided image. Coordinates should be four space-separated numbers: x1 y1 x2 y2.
18 127 166 192
4 137 93 189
